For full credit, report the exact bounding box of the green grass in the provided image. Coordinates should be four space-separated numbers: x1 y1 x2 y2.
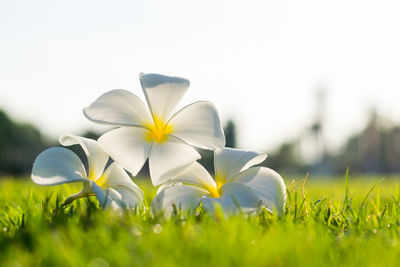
1 173 400 267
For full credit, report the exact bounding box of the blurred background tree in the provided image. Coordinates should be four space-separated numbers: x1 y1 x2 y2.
2 107 400 178
0 110 49 176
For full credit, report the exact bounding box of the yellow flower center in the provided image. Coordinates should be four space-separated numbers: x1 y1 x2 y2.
203 173 226 198
144 115 173 143
205 184 221 198
87 170 107 196
88 169 107 187
94 174 107 188
215 173 226 191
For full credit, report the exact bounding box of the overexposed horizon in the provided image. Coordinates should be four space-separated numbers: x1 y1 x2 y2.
1 0 400 153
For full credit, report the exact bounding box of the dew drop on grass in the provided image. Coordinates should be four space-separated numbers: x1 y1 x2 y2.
152 224 163 234
131 226 142 237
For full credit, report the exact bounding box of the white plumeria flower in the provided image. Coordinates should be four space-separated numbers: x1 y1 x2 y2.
31 134 144 210
83 73 225 186
151 148 286 217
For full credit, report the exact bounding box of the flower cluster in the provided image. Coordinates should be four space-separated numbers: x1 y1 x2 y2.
32 73 286 215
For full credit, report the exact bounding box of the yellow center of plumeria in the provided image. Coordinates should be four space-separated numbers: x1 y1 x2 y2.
94 175 107 188
215 173 226 191
86 169 107 196
144 115 173 143
88 169 106 188
205 184 221 198
204 173 226 198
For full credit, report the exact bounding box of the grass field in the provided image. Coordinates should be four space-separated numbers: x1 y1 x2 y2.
1 173 400 267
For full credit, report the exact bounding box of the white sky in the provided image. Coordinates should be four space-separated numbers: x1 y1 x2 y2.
1 0 400 152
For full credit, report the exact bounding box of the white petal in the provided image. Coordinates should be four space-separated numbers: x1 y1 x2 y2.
108 187 144 210
172 162 217 191
148 136 200 186
100 163 144 209
151 184 206 218
98 127 153 176
91 182 121 210
202 183 260 214
214 148 267 181
140 73 189 120
83 89 152 127
32 147 87 185
66 180 123 211
100 162 140 189
168 101 225 150
59 135 109 180
155 180 180 194
231 167 286 215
